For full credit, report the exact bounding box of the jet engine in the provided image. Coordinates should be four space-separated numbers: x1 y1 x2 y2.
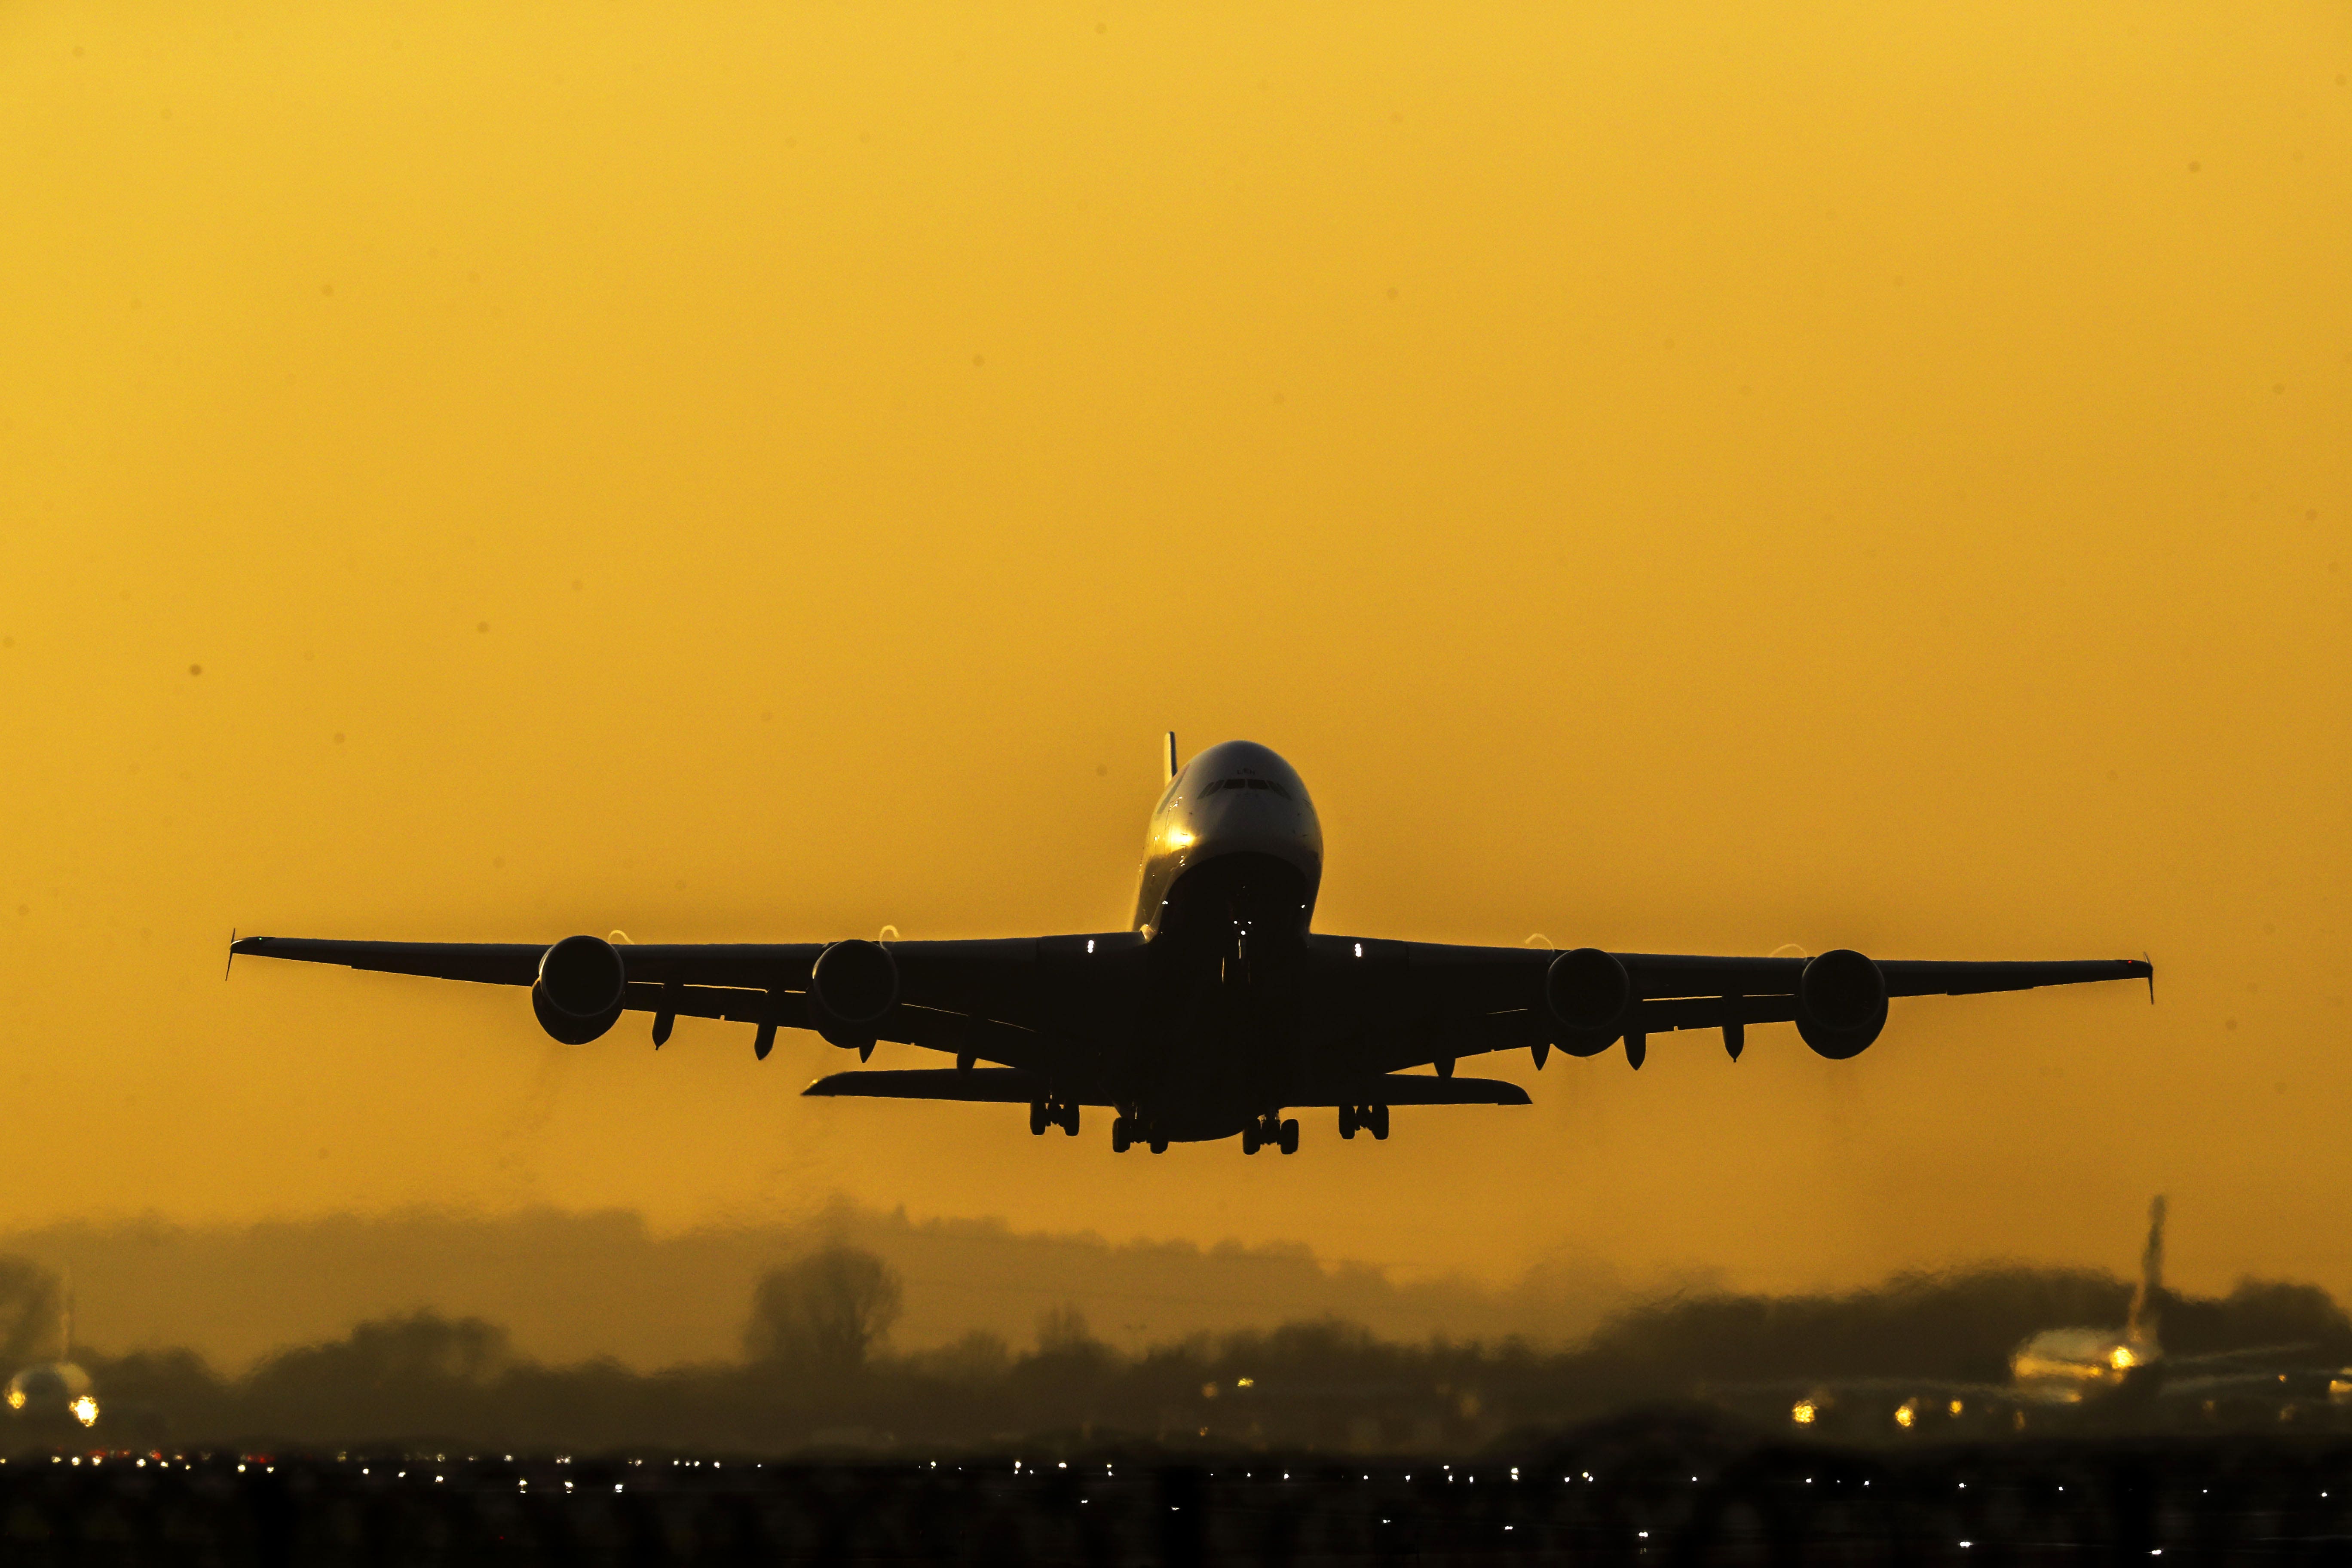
1544 946 1631 1057
810 939 899 1048
1795 949 1887 1059
532 934 627 1044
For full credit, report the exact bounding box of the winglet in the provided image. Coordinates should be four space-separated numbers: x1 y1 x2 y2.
2145 952 2155 1004
1163 731 1178 784
225 928 237 981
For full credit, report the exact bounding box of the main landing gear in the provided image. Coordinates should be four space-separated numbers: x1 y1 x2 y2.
1337 1104 1390 1141
1111 1115 1168 1154
1028 1100 1079 1137
1241 1114 1299 1155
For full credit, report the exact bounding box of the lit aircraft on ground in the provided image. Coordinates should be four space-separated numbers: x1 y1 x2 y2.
1778 1197 2346 1435
232 737 2151 1155
6 1276 98 1432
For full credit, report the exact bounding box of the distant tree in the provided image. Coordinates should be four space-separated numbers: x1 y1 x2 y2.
745 1246 903 1370
248 1311 513 1396
0 1257 62 1368
1035 1304 1099 1357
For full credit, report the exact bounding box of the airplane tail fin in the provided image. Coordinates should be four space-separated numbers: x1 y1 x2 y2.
1163 732 1178 784
2126 1194 2167 1345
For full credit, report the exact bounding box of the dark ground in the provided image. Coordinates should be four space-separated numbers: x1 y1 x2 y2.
10 1412 2352 1565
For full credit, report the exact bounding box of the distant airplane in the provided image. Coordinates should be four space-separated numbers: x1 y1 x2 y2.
231 737 2151 1154
6 1273 98 1432
1783 1197 2341 1433
2007 1194 2175 1403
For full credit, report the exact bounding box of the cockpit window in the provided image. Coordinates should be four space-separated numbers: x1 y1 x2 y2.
1201 776 1292 799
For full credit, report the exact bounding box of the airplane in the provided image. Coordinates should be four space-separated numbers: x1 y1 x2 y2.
230 736 2153 1155
6 1272 99 1432
2006 1194 2173 1403
1777 1197 2343 1435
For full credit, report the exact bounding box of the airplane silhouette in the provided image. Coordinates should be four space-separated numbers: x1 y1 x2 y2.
232 736 2151 1154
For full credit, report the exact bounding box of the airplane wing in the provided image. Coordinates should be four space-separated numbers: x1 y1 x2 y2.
1319 938 2153 1072
227 932 1136 1080
230 932 2150 1083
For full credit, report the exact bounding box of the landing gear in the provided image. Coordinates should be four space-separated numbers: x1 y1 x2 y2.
1240 1113 1299 1154
1032 1100 1078 1136
1369 1103 1390 1140
1149 1136 1169 1154
1112 1115 1132 1153
1339 1106 1358 1139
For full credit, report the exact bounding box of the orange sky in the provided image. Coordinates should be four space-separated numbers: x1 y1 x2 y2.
1 1 2347 1310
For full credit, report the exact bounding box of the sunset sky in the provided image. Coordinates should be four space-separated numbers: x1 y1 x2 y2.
2 2 2347 1318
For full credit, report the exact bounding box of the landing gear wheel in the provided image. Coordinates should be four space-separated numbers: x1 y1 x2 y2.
1149 1137 1169 1154
1028 1101 1047 1136
1241 1125 1260 1155
1371 1104 1390 1141
1338 1106 1358 1139
1112 1115 1132 1153
1278 1118 1299 1155
1060 1104 1080 1136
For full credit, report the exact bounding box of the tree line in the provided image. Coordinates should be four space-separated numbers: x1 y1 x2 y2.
10 1246 2349 1454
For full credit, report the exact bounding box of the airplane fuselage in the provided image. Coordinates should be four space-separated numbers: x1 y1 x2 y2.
1124 741 1328 1144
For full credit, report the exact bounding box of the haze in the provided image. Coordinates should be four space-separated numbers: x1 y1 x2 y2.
1 0 2346 1330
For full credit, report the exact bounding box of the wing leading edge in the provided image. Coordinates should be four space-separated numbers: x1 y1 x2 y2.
229 933 2152 1078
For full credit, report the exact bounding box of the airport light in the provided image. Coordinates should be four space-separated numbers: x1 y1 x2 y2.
1792 1400 1818 1424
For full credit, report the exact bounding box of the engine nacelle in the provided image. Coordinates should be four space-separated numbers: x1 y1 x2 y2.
810 938 899 1048
1544 947 1631 1057
532 934 627 1044
1796 948 1888 1060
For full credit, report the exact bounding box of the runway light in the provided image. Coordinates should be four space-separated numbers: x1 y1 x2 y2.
70 1396 98 1427
1951 1400 1965 1416
2112 1347 2139 1371
1792 1400 1818 1424
6 1390 23 1410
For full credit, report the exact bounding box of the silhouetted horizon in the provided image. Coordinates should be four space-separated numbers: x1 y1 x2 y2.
15 1232 2347 1453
